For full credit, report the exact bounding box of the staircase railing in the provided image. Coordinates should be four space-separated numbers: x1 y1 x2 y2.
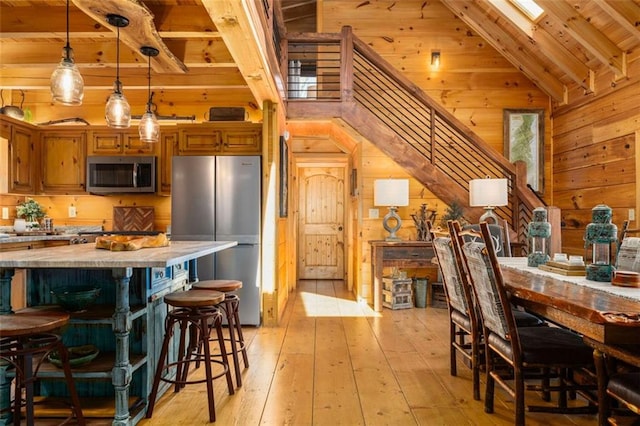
285 26 541 242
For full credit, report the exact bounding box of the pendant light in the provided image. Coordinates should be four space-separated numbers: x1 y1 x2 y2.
105 14 131 128
139 46 160 143
50 0 84 105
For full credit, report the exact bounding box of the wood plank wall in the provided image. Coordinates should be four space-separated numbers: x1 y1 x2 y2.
552 67 640 255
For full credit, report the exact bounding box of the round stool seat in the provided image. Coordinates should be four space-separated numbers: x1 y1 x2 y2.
164 290 224 308
1 306 84 425
2 306 70 337
193 279 242 292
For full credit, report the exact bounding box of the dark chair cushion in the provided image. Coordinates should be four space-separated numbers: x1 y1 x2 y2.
514 310 545 327
608 372 640 409
487 326 594 366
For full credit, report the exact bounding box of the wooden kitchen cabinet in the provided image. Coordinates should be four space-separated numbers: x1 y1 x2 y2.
178 122 261 155
88 129 157 155
3 118 37 194
40 129 86 194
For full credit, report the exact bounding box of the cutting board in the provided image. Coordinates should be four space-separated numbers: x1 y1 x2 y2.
113 207 155 232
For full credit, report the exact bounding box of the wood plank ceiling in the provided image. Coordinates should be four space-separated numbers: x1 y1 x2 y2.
0 0 639 122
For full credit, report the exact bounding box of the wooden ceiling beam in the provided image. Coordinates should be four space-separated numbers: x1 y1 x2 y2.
484 0 593 93
71 0 188 74
537 0 626 78
597 0 640 44
441 0 567 104
201 0 282 107
1 5 219 36
0 40 236 68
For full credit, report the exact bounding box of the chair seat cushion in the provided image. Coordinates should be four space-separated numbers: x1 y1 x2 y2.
487 326 593 365
513 310 545 327
608 372 640 409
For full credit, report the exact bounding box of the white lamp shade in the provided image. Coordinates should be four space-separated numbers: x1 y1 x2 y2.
374 179 409 207
469 178 508 207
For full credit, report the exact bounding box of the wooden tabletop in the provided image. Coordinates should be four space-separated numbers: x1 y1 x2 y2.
499 258 640 344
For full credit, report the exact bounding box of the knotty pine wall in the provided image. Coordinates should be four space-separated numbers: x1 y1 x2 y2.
0 193 171 232
552 81 640 256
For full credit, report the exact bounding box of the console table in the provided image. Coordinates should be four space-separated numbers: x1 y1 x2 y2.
369 240 436 312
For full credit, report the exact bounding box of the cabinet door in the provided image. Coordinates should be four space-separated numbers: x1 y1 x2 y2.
124 132 157 155
9 124 36 193
40 131 86 194
88 131 122 155
159 132 178 195
178 129 223 154
221 128 261 152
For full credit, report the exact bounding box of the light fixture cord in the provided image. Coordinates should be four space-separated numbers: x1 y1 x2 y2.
146 55 152 112
65 0 70 49
115 26 120 82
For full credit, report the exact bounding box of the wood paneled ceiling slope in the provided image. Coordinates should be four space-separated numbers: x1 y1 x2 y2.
0 0 639 122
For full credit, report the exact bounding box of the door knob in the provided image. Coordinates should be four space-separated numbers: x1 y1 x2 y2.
338 226 343 231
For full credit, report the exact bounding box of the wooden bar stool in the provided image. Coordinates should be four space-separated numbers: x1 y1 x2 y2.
191 279 249 388
146 290 234 423
0 306 85 426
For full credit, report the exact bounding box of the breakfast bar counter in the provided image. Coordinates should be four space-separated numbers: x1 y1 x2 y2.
0 240 237 426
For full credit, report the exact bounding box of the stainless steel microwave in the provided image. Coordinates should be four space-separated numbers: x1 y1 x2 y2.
86 156 156 194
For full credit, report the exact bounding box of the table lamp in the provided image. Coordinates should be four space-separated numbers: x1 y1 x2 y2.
374 179 409 241
469 177 508 224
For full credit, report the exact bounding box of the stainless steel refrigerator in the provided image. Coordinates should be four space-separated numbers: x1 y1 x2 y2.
171 156 261 325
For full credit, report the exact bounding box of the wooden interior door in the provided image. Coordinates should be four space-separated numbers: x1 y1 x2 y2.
297 166 345 279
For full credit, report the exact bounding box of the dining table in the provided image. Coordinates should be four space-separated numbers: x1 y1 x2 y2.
498 257 640 426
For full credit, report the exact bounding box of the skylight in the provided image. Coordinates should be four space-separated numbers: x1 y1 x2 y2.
511 0 544 20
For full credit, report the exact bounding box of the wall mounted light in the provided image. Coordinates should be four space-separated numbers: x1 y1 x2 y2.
139 46 160 143
105 14 131 128
50 0 84 105
374 179 409 241
431 50 441 70
469 177 508 224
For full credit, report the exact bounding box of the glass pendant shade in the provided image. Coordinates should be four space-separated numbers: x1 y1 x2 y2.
139 46 160 143
139 109 160 143
105 81 130 128
50 0 83 105
105 14 130 128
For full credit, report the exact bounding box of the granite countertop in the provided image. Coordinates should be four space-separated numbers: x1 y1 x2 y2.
0 240 238 269
0 225 103 244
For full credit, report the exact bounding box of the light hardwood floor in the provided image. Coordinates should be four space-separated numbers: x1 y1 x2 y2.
139 280 599 425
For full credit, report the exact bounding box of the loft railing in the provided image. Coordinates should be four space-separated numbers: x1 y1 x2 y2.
285 26 540 241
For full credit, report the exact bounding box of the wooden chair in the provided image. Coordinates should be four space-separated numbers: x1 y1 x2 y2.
429 221 545 401
586 337 640 425
431 222 483 400
459 222 597 425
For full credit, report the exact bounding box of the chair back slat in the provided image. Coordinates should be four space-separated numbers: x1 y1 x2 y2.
432 236 469 314
462 240 510 339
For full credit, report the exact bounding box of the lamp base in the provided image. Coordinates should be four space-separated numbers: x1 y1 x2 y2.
383 207 402 241
479 207 499 224
586 263 614 282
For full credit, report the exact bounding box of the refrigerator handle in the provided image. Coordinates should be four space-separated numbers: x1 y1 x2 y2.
133 163 138 188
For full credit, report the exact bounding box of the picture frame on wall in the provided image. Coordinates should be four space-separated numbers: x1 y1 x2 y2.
503 109 544 194
279 136 288 218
